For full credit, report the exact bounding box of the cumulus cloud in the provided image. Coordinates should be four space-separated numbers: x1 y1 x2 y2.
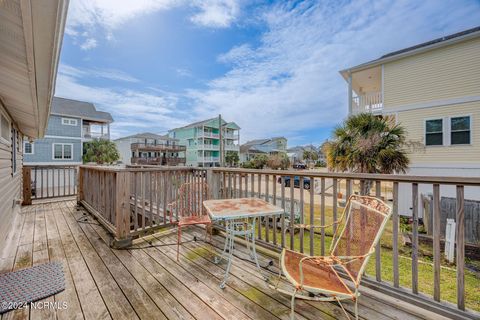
188 0 480 142
66 0 242 49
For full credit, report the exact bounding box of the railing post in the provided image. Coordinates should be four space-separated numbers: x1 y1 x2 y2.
77 166 84 203
22 167 32 205
112 170 132 248
206 169 221 199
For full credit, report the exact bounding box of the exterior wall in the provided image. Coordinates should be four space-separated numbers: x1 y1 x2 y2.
383 37 480 109
0 103 23 256
24 138 82 164
396 101 480 166
45 115 82 137
114 138 133 165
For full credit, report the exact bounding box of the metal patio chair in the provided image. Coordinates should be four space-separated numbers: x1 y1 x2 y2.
168 182 212 261
271 195 392 319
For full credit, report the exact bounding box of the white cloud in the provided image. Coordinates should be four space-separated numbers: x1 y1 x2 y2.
66 0 242 49
58 64 140 83
55 64 190 139
188 0 480 143
190 0 240 28
80 38 97 50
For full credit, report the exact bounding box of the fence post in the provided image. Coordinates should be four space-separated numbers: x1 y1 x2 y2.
112 170 132 248
22 167 32 205
77 167 84 204
206 169 221 199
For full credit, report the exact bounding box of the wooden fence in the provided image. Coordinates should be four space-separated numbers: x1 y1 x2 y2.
77 165 479 317
23 165 78 204
208 168 480 317
78 166 206 247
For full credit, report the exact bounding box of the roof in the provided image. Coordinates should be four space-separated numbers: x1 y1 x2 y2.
115 132 177 141
240 137 287 153
340 26 480 76
51 97 113 123
170 117 241 131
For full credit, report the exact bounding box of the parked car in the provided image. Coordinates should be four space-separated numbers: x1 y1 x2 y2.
292 162 307 169
277 176 311 189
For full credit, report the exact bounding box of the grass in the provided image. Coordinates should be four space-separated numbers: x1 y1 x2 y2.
255 203 480 312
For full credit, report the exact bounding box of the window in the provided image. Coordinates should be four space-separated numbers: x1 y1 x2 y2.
24 141 34 154
425 119 443 146
451 116 470 145
53 143 73 160
1 113 10 142
12 128 17 174
61 118 78 126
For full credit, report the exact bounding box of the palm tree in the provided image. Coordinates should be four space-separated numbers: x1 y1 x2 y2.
325 113 409 194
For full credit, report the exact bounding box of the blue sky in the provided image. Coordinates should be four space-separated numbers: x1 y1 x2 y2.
56 0 480 147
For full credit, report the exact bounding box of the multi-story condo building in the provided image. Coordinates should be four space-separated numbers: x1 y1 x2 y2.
169 117 240 167
240 137 287 162
114 132 186 166
24 97 113 165
340 26 480 216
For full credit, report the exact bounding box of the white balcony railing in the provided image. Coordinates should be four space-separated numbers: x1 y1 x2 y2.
198 144 219 150
198 131 219 139
352 91 383 114
225 144 239 151
198 156 220 162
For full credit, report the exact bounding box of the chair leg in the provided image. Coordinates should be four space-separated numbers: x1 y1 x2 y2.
355 297 358 320
177 225 182 261
290 289 298 320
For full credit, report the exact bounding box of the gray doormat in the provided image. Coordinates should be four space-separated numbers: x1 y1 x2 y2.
0 262 65 313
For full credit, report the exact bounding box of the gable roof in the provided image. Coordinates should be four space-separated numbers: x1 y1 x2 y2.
51 97 113 123
170 117 241 131
240 137 287 152
115 132 176 141
340 26 480 76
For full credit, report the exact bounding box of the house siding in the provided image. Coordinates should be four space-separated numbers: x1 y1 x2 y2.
45 114 82 137
0 103 23 256
383 37 480 109
397 101 479 166
24 138 82 163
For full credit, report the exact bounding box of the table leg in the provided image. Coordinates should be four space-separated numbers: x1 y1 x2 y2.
220 223 235 289
249 218 265 279
214 220 230 265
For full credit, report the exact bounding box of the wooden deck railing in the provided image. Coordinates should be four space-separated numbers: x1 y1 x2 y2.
77 165 479 317
78 166 206 247
208 168 479 318
23 165 78 204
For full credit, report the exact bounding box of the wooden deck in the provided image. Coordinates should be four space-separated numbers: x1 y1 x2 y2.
0 200 446 320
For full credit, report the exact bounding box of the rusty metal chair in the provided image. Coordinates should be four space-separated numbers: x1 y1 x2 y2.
168 182 211 261
271 195 392 319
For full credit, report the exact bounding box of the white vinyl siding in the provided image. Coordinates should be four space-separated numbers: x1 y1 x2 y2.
53 143 73 160
61 118 78 126
1 112 10 143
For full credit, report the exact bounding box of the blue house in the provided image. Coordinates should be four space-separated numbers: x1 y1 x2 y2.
24 97 113 165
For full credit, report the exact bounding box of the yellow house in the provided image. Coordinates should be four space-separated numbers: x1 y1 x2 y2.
340 26 480 215
0 0 68 254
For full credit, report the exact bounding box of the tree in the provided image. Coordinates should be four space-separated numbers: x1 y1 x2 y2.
302 150 318 164
83 139 120 164
252 154 269 169
267 153 290 170
325 113 410 194
225 151 239 167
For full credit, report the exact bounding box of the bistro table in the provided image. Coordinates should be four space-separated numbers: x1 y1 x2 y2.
203 197 285 289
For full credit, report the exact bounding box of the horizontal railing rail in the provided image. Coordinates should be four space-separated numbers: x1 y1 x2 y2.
23 165 78 204
130 143 187 151
208 167 479 318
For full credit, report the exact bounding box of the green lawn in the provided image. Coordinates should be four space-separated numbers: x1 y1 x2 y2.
255 203 480 312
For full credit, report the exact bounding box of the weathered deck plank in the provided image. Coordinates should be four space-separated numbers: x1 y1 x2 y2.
0 201 446 320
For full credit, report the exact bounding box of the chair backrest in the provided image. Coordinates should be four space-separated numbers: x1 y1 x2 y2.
176 182 209 218
330 195 392 285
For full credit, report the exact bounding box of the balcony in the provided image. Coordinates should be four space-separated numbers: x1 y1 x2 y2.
225 144 240 151
198 143 219 151
352 91 383 114
131 157 186 166
131 143 187 152
14 166 480 320
82 124 110 140
198 156 220 162
198 131 219 139
224 132 239 140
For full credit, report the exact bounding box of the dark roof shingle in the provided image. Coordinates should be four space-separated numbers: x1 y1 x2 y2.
51 97 113 122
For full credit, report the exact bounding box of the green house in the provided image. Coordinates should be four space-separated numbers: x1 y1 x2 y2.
169 117 240 167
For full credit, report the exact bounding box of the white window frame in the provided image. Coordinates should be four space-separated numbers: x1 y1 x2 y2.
52 143 74 160
424 118 444 147
61 118 78 126
0 110 11 144
24 141 34 154
450 115 472 146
